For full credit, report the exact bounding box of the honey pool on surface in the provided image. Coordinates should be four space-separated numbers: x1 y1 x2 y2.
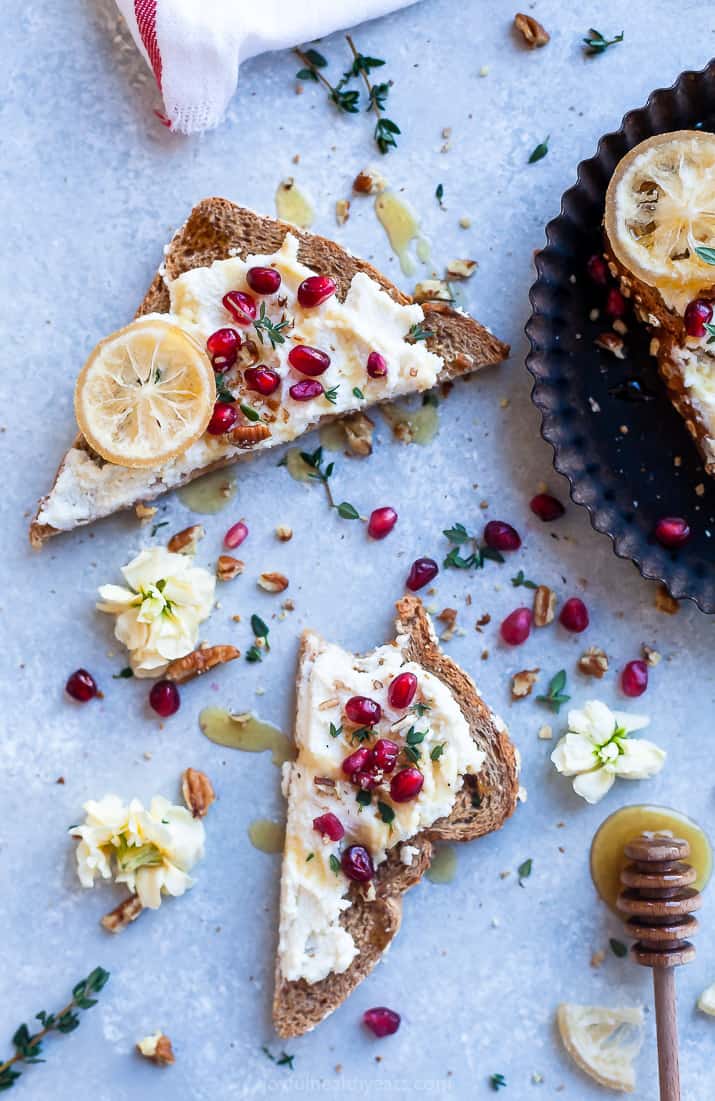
374 191 429 276
177 471 236 514
275 178 314 229
248 818 285 854
382 399 439 445
426 844 457 884
199 707 294 766
590 804 712 912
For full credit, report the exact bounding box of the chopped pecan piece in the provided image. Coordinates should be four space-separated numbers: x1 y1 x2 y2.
137 1033 175 1066
135 502 158 522
446 259 478 280
642 644 661 666
655 583 679 615
258 571 289 593
595 331 626 359
578 646 609 678
168 524 205 554
216 554 244 581
165 644 240 683
533 585 557 627
275 525 293 542
514 12 550 47
413 279 452 303
101 894 143 934
511 668 540 699
182 768 215 818
227 422 271 448
335 198 350 225
353 167 386 194
236 337 260 369
343 411 375 457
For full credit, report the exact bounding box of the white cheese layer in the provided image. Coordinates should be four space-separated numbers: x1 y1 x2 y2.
668 344 715 465
277 632 485 985
38 235 441 531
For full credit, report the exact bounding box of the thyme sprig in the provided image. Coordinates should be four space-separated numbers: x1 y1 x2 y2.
0 968 110 1091
536 669 570 714
407 323 434 343
443 522 504 571
583 28 624 55
511 569 538 589
298 447 363 522
246 614 270 663
253 302 290 349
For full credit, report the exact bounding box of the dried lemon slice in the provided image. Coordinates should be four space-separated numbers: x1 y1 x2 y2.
605 130 715 296
75 317 215 468
557 1003 644 1093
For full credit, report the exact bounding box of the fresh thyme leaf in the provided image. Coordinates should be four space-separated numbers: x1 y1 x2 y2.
240 403 260 423
536 669 570 713
435 183 444 207
511 569 538 589
375 116 400 154
337 501 360 520
490 1072 507 1091
245 645 263 664
377 801 395 824
329 722 343 739
528 136 550 164
368 81 391 112
112 667 133 680
352 386 365 400
304 48 327 68
323 384 339 405
351 727 372 743
150 520 169 537
325 461 335 477
331 87 360 113
704 321 715 345
583 28 624 55
610 937 628 958
253 302 290 348
329 854 341 875
481 547 505 565
471 791 482 808
407 323 434 342
347 53 386 77
422 391 439 407
214 372 236 403
444 546 477 570
306 852 315 862
518 858 533 885
296 67 318 82
412 702 431 717
406 727 427 746
251 614 270 652
299 447 322 469
430 743 445 761
695 246 715 266
356 789 372 807
276 1052 295 1070
443 522 471 545
403 744 421 764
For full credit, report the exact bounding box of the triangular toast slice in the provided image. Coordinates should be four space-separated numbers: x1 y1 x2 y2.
30 199 509 547
273 596 518 1038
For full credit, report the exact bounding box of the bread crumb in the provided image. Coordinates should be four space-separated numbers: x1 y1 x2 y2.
590 950 606 969
538 724 552 740
479 65 490 77
459 216 472 229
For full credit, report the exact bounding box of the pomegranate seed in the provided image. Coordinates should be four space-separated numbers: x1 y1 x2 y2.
654 516 691 548
245 365 281 396
341 844 375 882
222 290 257 325
586 254 608 285
500 608 532 646
406 557 439 591
297 274 336 309
345 696 382 726
342 747 372 778
367 351 388 378
65 668 98 702
605 287 626 319
206 327 241 361
530 493 565 521
224 521 248 549
246 266 281 295
363 1007 401 1037
207 402 239 435
390 767 424 803
211 353 237 372
313 812 344 841
622 660 648 698
355 769 380 791
559 597 589 633
371 739 400 773
483 520 521 552
289 379 324 402
149 680 180 717
288 344 331 376
684 298 713 338
368 507 398 540
388 671 417 709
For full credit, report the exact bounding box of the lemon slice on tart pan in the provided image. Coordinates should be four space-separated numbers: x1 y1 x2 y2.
605 129 715 295
557 1003 644 1093
74 317 216 468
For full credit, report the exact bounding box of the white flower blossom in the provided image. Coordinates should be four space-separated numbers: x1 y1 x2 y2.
97 547 215 677
698 983 715 1016
551 700 665 804
73 793 205 910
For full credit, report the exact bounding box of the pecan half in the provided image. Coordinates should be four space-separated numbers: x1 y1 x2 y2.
343 411 375 457
165 644 240 683
101 894 143 934
578 646 608 678
226 422 272 448
514 12 550 47
168 524 205 554
182 768 215 818
137 1033 175 1066
533 585 557 627
216 554 244 581
511 668 540 699
275 525 293 542
258 571 289 593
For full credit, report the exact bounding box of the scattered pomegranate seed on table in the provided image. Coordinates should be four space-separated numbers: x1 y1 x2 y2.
621 660 648 698
388 671 417 709
297 274 336 309
559 597 589 633
149 680 180 717
246 266 281 295
363 1007 401 1037
390 767 424 802
605 287 626 319
684 298 713 338
224 521 248 549
366 351 388 378
530 493 565 521
500 608 532 646
245 366 281 396
207 402 239 435
65 668 98 702
289 379 324 402
341 844 374 882
406 557 439 591
222 290 257 325
367 507 398 540
345 696 382 726
288 345 331 376
586 254 608 285
313 812 344 841
654 516 691 548
483 520 521 551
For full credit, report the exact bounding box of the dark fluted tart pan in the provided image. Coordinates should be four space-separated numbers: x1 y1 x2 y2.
526 61 715 612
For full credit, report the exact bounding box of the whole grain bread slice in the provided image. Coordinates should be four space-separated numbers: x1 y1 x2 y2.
272 595 518 1038
30 198 509 547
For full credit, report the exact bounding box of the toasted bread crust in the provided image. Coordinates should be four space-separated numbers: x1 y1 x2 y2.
30 199 509 547
272 597 518 1038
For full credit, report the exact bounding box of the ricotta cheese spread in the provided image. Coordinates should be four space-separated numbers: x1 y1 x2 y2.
277 632 485 985
38 234 442 531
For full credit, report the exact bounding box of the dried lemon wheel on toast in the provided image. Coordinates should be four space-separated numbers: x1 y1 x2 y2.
75 317 216 468
605 130 715 293
557 1003 644 1093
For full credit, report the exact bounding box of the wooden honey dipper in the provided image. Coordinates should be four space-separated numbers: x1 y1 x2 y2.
616 834 702 1101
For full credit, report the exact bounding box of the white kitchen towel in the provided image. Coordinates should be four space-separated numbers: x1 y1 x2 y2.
117 0 416 134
